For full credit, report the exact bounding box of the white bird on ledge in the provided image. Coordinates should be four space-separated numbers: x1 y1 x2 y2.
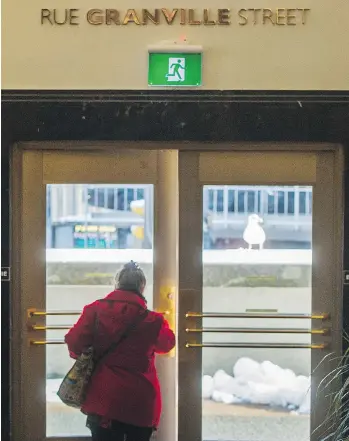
243 214 266 250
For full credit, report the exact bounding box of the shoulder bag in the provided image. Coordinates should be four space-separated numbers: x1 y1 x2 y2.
57 306 148 409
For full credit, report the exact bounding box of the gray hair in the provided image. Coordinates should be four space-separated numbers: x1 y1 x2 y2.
115 261 146 294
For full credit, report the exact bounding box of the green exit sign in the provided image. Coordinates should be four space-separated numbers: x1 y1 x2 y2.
148 52 202 87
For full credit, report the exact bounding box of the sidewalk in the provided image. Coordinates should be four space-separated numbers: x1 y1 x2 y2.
46 399 310 440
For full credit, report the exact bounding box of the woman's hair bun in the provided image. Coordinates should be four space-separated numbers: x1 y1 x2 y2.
124 260 140 270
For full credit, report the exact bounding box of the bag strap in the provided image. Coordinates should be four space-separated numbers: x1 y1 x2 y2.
95 308 149 366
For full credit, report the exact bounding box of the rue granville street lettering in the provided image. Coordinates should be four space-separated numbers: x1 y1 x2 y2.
40 8 311 26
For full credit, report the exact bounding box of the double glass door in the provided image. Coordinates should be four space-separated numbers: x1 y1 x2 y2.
12 144 343 441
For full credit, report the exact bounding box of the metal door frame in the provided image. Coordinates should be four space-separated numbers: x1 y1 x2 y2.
177 146 344 441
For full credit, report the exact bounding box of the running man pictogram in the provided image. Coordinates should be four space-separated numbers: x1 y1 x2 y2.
165 57 186 82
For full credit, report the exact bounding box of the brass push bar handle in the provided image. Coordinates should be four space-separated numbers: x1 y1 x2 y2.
186 327 329 335
30 340 328 348
31 326 330 334
31 325 71 331
186 342 328 349
186 312 330 320
28 309 80 317
28 309 170 318
30 340 66 345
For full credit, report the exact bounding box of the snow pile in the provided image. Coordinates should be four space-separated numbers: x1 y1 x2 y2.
202 357 311 414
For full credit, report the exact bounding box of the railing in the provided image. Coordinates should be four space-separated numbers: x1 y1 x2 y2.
204 185 312 229
49 184 150 222
49 184 312 226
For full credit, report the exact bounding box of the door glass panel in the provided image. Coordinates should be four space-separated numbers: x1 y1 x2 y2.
45 183 154 437
202 185 312 441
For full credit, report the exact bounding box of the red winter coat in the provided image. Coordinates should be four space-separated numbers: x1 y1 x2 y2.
65 290 175 428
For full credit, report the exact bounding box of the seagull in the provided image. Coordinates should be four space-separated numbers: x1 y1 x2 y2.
243 214 266 250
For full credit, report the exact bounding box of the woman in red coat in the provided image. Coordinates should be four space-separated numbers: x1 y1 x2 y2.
65 261 176 441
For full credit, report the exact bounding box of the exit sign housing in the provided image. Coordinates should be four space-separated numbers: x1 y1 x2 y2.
148 52 202 87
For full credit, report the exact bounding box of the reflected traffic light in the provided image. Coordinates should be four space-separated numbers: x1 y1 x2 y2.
130 225 144 240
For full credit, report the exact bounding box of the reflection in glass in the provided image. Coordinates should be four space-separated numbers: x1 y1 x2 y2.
46 184 153 249
202 185 312 441
46 184 154 437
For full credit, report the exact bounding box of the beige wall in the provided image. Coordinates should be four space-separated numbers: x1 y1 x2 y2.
2 0 349 90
